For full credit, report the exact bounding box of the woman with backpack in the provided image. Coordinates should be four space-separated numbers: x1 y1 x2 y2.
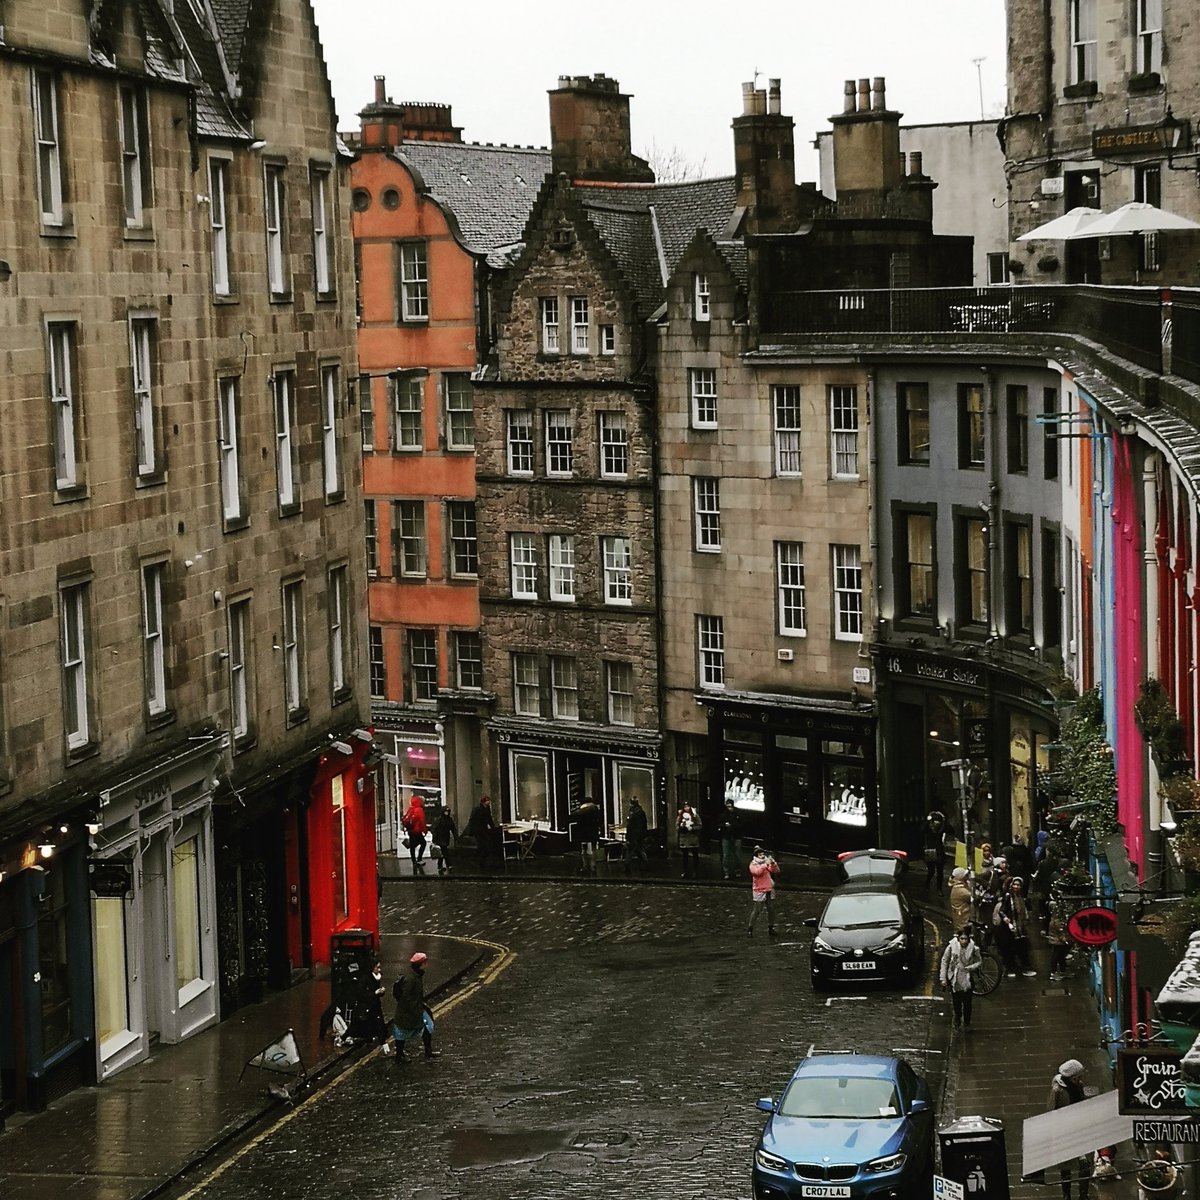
401 795 429 872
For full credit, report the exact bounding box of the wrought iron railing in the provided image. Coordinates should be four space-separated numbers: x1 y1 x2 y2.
1173 289 1200 387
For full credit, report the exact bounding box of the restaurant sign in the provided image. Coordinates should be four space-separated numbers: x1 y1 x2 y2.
1093 120 1190 157
1066 906 1119 947
1117 1048 1188 1115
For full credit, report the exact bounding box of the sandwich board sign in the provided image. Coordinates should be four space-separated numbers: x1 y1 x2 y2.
935 1176 965 1200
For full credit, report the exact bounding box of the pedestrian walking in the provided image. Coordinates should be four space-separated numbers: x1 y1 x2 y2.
948 866 973 933
923 810 948 893
995 877 1037 977
401 795 429 871
367 960 388 1044
465 795 500 871
390 951 439 1063
1047 908 1072 981
677 802 702 879
1050 1059 1092 1199
624 797 649 871
747 846 779 937
573 796 603 876
431 805 457 875
939 928 982 1028
718 800 741 879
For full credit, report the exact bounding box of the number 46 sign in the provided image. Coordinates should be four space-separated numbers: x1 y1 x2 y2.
935 1176 965 1200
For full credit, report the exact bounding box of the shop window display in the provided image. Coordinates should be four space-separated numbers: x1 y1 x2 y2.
826 762 868 828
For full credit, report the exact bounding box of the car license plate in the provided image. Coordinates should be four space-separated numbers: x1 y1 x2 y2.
800 1187 850 1198
842 960 876 971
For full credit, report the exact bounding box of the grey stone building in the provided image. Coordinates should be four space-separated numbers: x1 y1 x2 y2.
0 0 367 1111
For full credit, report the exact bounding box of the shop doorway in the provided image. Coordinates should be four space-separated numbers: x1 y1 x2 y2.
0 932 21 1115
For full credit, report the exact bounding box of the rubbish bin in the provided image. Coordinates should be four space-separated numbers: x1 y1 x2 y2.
939 1115 1011 1199
330 929 376 1006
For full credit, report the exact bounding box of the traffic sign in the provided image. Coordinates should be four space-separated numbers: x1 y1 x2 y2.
934 1175 965 1200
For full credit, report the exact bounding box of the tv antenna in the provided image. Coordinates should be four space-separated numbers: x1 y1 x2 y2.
972 57 986 120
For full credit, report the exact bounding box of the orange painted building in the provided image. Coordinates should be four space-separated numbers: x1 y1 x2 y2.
348 78 549 847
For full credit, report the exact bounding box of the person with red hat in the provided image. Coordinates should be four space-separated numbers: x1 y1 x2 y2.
390 951 438 1062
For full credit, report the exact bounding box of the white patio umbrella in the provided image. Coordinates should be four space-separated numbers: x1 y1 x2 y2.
1016 207 1101 241
1064 201 1200 238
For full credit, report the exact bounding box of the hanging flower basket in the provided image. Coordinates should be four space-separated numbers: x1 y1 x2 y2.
1137 1158 1178 1197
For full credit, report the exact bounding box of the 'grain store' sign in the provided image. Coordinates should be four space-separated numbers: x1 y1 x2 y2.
1093 121 1190 157
1117 1048 1188 1115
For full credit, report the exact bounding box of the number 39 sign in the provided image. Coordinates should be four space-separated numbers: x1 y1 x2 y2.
1066 906 1119 947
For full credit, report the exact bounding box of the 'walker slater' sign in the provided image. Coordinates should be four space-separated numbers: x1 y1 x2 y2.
1117 1048 1188 1115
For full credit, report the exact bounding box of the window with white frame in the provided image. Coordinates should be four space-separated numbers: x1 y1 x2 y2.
399 242 428 320
546 410 574 476
448 501 478 577
697 614 725 689
310 166 332 295
358 375 375 451
1136 0 1162 75
599 411 629 478
365 500 379 575
61 582 90 749
1134 164 1162 208
832 544 864 641
773 385 802 476
693 274 711 321
394 500 427 577
217 377 243 522
281 579 305 715
142 562 167 715
540 297 560 353
392 375 423 451
602 536 632 605
32 68 64 226
273 370 298 510
208 157 231 295
550 656 579 720
119 85 149 227
264 164 288 297
506 410 534 475
129 316 158 478
510 533 538 599
693 477 721 552
606 661 634 725
513 652 540 716
228 598 251 738
690 368 718 428
328 564 349 696
571 296 589 353
444 374 474 449
408 630 438 702
321 364 341 499
549 534 576 602
368 625 386 699
600 325 616 355
776 542 807 636
1070 0 1098 83
454 631 482 690
829 385 859 479
48 322 78 491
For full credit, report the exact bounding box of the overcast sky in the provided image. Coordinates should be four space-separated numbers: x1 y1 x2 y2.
310 0 1007 179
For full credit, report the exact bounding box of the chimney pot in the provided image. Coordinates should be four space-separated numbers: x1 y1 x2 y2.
909 150 923 177
843 80 856 113
742 81 756 115
872 76 887 111
858 78 870 112
899 151 907 175
753 88 767 115
768 78 781 115
374 75 386 104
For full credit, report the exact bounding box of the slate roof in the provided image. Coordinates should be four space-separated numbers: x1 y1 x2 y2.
209 0 252 76
397 141 552 263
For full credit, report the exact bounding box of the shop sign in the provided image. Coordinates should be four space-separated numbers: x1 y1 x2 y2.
1133 1118 1200 1142
881 653 983 690
1066 906 1118 947
964 718 990 757
90 860 133 897
1117 1049 1187 1115
1093 121 1190 157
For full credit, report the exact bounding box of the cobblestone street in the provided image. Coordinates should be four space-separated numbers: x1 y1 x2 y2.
174 878 949 1199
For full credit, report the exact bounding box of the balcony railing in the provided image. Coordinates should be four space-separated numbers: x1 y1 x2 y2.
762 285 1173 378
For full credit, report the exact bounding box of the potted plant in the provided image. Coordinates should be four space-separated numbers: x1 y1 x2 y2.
1137 1157 1179 1198
1160 773 1200 816
1135 678 1189 771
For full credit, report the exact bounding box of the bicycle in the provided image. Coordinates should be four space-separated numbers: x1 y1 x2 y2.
972 948 1003 996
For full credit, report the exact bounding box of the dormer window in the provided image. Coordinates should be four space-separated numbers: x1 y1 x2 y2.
693 274 711 322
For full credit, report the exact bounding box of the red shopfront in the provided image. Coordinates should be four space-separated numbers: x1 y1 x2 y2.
305 744 379 969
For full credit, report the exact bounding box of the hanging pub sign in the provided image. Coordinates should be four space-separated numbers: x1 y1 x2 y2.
89 859 133 898
1092 119 1190 157
1118 1048 1188 1115
1066 905 1119 947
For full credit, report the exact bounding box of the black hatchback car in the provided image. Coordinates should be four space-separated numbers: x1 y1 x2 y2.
807 882 925 991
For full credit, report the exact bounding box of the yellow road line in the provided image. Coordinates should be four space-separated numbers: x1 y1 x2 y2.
175 935 515 1200
924 917 942 998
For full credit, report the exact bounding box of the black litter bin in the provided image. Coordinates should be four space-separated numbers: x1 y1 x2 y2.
939 1115 1010 1198
330 929 378 1038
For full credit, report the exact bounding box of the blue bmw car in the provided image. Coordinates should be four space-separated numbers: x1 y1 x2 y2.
751 1054 934 1199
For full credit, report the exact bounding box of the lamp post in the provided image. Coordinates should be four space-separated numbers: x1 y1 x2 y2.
943 758 974 871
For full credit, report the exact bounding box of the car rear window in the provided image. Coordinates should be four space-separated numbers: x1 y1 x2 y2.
822 892 902 927
780 1075 901 1119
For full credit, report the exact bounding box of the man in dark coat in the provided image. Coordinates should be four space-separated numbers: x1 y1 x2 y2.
573 797 603 876
624 797 649 872
391 951 438 1063
465 795 499 871
431 805 457 875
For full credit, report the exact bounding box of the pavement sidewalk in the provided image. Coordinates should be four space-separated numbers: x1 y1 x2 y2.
0 934 485 1200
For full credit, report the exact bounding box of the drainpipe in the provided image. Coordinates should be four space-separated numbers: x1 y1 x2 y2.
983 368 1001 638
1143 455 1162 835
866 369 887 842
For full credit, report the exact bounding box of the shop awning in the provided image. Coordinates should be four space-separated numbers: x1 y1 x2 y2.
1022 1090 1134 1176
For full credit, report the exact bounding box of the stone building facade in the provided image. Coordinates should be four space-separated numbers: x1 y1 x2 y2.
0 0 369 1113
1004 0 1200 283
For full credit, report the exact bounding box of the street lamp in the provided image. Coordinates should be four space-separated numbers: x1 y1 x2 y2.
942 758 974 871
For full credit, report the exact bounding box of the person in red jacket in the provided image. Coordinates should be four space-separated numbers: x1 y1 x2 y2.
401 795 429 872
748 846 780 937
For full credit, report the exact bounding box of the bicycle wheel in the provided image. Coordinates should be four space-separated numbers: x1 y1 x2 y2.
973 951 1002 996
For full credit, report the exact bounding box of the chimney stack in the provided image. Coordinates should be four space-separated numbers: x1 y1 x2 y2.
732 78 797 234
829 73 904 196
357 78 463 148
549 74 654 182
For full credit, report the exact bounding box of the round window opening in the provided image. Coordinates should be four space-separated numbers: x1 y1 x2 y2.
351 188 371 212
381 188 402 210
